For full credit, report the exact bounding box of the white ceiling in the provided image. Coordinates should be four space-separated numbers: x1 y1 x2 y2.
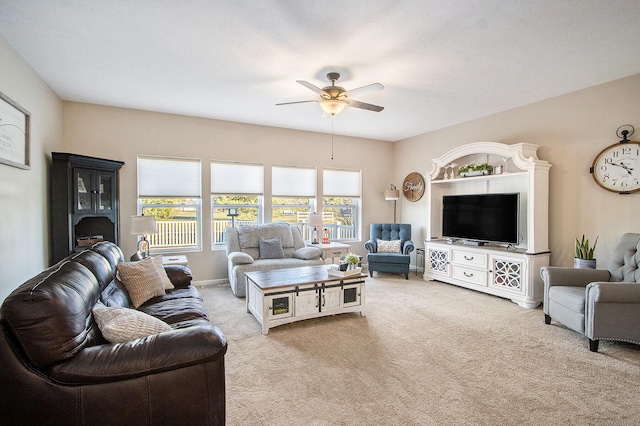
2 1 640 142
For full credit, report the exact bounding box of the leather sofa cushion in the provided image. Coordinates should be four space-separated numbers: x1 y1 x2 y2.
139 287 209 324
49 323 227 385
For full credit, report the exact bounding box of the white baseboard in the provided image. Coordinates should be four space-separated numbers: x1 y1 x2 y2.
193 278 229 288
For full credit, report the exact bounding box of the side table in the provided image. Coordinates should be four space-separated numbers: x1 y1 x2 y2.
162 255 189 267
316 242 351 264
415 248 425 276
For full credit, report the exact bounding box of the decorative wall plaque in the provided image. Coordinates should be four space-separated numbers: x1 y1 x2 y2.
402 172 425 202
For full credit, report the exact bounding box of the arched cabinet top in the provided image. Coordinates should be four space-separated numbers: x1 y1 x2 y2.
428 142 551 180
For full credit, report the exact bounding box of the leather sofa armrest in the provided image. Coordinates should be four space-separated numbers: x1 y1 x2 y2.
403 240 415 255
228 251 254 265
364 239 376 253
49 324 227 385
540 266 610 289
164 265 193 288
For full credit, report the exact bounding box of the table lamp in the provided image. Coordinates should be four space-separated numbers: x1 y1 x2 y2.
308 212 323 244
130 215 157 259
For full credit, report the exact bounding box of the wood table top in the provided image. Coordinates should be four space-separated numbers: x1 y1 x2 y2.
245 265 365 290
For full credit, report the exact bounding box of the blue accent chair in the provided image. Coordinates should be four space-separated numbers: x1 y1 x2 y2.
365 223 414 279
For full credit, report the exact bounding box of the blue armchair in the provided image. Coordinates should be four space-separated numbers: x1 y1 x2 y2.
365 223 414 279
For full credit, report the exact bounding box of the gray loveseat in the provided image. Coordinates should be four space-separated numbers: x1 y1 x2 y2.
226 223 324 297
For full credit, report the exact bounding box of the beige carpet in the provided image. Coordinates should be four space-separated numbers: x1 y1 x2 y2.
198 273 640 426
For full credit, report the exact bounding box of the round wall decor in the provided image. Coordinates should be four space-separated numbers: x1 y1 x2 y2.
402 172 425 202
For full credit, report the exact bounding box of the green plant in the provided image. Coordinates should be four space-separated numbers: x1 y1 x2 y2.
458 163 494 174
344 253 360 265
575 234 598 259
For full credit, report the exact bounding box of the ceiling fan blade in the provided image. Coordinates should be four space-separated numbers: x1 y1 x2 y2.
344 99 384 112
343 83 384 98
275 100 318 106
297 80 328 96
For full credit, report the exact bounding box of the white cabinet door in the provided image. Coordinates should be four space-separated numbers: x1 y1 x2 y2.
266 294 293 321
490 256 524 294
295 290 319 316
322 287 342 312
342 284 363 308
426 246 450 277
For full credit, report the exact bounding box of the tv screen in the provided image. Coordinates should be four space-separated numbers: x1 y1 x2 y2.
442 193 519 244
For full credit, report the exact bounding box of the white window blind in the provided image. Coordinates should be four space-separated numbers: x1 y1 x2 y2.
211 161 263 194
138 157 201 197
324 169 361 197
272 165 316 197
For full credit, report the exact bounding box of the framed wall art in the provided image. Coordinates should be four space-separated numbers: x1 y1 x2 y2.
0 91 30 170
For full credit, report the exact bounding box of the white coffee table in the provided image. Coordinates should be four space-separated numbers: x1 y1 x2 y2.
245 265 366 334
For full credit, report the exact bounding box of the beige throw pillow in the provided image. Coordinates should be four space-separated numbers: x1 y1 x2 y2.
377 239 402 253
151 256 175 290
93 302 171 343
116 257 166 308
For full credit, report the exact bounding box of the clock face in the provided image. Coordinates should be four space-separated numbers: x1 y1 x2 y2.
591 141 640 193
402 172 425 201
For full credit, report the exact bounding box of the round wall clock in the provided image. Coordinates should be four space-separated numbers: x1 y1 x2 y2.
402 172 425 201
590 140 640 194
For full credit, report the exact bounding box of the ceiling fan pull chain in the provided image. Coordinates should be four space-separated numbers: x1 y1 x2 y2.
331 116 334 160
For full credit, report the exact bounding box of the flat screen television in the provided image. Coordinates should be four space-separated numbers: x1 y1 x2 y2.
442 193 519 244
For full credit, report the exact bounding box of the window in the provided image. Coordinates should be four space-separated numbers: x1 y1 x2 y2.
211 161 264 246
323 169 361 241
272 165 316 238
137 156 202 252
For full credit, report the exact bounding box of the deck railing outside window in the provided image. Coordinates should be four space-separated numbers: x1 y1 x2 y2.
148 220 356 248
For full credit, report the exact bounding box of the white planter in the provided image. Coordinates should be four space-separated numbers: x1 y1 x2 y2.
460 170 491 177
574 258 596 269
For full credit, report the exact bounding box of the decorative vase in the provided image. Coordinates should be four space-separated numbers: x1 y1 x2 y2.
574 258 596 269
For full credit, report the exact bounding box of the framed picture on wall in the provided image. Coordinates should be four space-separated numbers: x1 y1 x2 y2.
0 91 30 170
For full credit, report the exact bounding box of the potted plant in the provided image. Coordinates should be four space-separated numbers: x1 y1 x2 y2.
574 234 598 269
344 253 360 270
458 163 494 177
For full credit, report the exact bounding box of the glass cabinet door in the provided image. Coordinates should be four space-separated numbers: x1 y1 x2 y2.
97 172 114 211
75 168 94 213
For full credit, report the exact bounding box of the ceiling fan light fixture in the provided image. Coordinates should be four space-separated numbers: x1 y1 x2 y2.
320 99 347 116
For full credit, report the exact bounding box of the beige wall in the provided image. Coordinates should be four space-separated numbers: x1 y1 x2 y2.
0 37 64 301
62 103 394 283
394 73 640 269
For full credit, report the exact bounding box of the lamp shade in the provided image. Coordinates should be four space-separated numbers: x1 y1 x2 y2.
308 212 324 228
320 99 347 116
384 184 400 200
130 215 157 235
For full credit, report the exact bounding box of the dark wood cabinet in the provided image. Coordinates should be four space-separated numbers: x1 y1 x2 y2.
50 152 124 264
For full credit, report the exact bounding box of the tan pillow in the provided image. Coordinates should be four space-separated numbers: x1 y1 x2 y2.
116 257 166 308
151 256 174 290
377 239 402 253
93 302 171 343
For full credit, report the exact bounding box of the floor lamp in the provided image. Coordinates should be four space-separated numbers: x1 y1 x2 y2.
384 184 400 223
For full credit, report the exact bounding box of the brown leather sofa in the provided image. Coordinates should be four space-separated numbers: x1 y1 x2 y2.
0 242 227 425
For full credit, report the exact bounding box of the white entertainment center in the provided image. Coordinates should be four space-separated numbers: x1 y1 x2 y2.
424 142 551 308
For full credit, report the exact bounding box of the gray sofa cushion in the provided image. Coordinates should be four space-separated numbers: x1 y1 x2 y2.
259 237 285 259
238 223 297 259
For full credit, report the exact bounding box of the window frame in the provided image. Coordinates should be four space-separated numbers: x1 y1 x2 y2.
137 156 202 254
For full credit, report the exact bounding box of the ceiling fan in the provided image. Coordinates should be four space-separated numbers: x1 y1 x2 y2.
276 72 384 116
